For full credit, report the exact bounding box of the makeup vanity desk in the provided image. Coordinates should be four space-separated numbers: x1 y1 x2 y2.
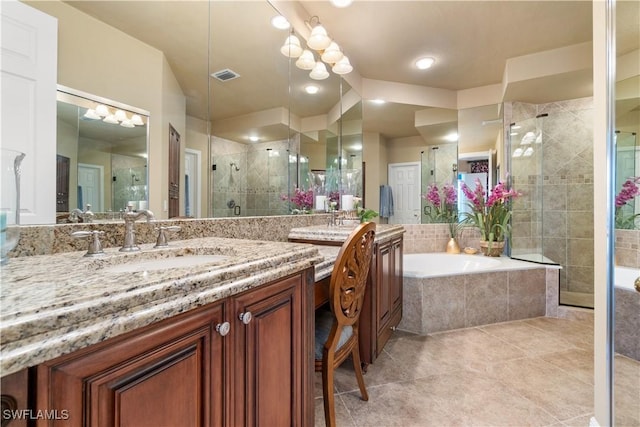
288 223 405 366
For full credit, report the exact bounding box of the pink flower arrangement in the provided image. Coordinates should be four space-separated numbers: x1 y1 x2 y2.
422 183 458 237
615 177 640 229
460 179 520 243
281 188 314 212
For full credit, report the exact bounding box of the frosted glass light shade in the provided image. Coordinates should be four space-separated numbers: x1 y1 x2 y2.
95 104 110 117
307 24 331 50
120 119 134 128
115 109 128 121
332 55 353 74
321 41 343 63
103 115 119 124
83 109 101 120
131 114 144 126
280 35 302 58
295 50 316 70
309 62 329 80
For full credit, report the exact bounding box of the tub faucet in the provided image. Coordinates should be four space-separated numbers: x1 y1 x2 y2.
120 204 155 252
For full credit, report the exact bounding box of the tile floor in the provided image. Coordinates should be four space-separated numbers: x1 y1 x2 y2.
314 316 640 427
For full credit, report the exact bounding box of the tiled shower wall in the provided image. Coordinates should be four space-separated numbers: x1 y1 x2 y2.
507 97 594 296
211 136 297 217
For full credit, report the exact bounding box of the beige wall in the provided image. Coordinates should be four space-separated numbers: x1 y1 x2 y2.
363 131 388 215
26 0 186 219
386 136 427 165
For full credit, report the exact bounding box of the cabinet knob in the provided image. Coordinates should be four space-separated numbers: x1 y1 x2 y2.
215 321 230 336
238 311 252 325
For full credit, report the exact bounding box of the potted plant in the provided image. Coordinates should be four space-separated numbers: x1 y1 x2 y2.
280 188 314 214
353 196 379 223
460 179 520 256
615 176 640 229
422 183 460 253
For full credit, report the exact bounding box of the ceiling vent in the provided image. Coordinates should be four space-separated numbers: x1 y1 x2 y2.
211 69 240 82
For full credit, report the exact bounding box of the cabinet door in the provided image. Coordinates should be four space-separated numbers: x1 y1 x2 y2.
390 238 403 316
232 274 305 427
376 241 393 332
37 304 225 427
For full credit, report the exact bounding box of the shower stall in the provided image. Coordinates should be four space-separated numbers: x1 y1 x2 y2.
210 137 291 217
420 144 458 224
506 99 594 308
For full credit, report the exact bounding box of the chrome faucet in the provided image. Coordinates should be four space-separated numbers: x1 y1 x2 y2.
69 204 95 223
120 204 155 252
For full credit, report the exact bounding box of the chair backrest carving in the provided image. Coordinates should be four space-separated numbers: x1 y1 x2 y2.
330 222 376 327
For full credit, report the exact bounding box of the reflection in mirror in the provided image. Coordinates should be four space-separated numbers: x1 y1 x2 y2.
55 88 148 223
208 1 291 217
614 1 640 425
614 77 640 230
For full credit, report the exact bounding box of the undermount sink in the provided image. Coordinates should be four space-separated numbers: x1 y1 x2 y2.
104 255 231 273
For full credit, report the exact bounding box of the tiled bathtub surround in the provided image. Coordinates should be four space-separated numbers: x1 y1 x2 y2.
615 229 640 268
399 267 557 334
401 223 481 255
615 285 640 361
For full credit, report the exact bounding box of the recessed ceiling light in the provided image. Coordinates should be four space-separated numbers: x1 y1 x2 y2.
249 136 259 142
271 15 290 30
305 85 319 94
330 0 352 7
351 143 362 151
444 132 458 142
415 57 435 70
370 99 386 104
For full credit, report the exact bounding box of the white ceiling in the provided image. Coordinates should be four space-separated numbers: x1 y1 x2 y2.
58 0 638 151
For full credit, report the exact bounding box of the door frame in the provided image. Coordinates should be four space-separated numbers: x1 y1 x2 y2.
387 161 421 224
184 148 201 218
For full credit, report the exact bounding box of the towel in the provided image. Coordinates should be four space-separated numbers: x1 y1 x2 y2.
379 185 394 218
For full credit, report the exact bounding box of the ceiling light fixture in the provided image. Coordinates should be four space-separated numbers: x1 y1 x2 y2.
271 15 290 30
305 85 320 94
415 57 435 70
280 15 352 79
330 0 352 7
444 132 459 142
370 99 386 104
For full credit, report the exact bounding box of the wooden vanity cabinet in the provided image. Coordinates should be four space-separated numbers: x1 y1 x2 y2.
32 270 313 427
374 237 403 357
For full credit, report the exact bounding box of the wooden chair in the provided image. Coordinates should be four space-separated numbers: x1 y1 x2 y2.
315 222 376 427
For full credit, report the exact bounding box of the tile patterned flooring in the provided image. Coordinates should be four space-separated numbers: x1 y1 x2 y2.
314 316 640 427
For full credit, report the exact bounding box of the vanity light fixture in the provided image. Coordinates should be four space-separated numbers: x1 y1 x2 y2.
415 57 435 70
280 15 352 79
310 62 330 80
280 30 303 58
83 109 101 120
84 104 145 127
95 104 110 117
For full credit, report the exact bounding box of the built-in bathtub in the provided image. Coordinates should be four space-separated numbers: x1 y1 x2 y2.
399 253 560 335
615 266 640 361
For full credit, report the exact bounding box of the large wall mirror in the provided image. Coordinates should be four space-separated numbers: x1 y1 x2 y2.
207 1 361 217
55 87 149 222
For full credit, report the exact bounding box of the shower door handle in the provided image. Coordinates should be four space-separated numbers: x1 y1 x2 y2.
234 205 241 216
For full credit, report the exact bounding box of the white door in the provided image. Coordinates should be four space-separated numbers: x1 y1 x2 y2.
388 162 421 224
1 1 57 224
184 148 201 218
78 164 103 212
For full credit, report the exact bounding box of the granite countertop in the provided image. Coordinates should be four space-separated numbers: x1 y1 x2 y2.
288 223 405 244
0 237 322 376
